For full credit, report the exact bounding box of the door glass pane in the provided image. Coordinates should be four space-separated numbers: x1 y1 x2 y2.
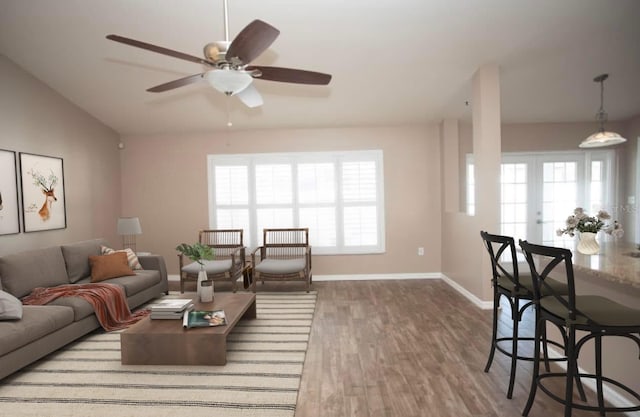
590 161 603 213
501 163 527 244
542 162 577 246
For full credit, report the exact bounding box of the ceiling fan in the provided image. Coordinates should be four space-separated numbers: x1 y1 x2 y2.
106 0 331 108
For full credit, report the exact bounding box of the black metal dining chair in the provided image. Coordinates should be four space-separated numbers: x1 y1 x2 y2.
519 239 640 417
480 231 568 398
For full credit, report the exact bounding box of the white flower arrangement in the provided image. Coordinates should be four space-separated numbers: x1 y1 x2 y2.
556 207 624 238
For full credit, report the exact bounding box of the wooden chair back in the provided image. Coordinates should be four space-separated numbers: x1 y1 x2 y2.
199 229 244 259
262 228 309 259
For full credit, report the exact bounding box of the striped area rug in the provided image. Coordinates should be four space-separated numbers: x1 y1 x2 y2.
0 291 317 417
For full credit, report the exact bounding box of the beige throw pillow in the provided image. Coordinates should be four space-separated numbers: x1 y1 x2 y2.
100 246 143 270
0 290 23 320
89 252 135 282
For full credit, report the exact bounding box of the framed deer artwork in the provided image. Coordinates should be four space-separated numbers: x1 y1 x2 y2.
0 149 21 235
19 152 67 232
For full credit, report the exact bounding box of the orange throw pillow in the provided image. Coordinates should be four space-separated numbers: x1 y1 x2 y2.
89 252 135 282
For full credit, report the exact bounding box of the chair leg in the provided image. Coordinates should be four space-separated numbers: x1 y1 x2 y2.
564 326 576 417
180 273 185 294
507 297 520 399
484 291 500 374
595 335 605 416
523 317 543 416
541 322 551 372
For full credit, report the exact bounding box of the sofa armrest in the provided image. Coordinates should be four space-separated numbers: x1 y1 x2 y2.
137 255 168 283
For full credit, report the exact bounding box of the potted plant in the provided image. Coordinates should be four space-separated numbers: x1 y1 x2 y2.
556 208 623 255
176 243 214 300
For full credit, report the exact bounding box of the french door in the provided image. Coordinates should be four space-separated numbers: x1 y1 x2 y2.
499 150 614 246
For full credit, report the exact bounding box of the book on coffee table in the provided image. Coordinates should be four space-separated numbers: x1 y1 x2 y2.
151 304 194 319
149 298 193 312
183 310 227 328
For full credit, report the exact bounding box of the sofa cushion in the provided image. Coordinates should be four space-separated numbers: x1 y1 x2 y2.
0 305 74 357
101 246 143 270
102 270 162 297
0 290 23 320
89 253 135 282
0 246 69 298
47 296 96 321
61 239 107 283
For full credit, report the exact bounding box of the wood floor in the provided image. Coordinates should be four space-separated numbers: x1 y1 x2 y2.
171 279 632 417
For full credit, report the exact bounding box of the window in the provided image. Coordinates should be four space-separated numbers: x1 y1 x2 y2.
466 150 615 245
208 150 385 255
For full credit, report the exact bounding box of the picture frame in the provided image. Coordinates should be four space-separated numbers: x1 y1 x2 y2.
0 149 21 235
19 152 67 232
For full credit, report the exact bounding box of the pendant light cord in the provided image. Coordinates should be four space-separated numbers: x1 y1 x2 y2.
595 74 608 132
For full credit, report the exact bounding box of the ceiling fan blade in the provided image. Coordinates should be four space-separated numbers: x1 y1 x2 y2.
226 20 280 65
106 34 215 66
234 83 263 108
147 73 206 93
247 66 332 85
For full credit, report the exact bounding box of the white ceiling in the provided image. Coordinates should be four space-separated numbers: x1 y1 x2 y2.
1 0 639 136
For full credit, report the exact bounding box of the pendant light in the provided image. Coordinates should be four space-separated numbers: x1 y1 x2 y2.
579 74 627 148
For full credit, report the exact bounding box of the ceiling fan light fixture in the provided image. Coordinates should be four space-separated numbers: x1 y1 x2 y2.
205 69 252 95
579 73 627 148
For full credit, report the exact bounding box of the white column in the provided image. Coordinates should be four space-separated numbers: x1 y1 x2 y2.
472 64 501 301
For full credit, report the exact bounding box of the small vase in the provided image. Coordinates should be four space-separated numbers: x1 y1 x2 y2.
200 280 213 303
577 232 600 255
197 267 207 301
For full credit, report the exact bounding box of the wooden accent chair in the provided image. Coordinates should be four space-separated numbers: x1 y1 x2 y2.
178 229 245 293
251 228 312 292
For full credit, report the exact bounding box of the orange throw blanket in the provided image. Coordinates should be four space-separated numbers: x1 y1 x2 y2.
22 283 150 331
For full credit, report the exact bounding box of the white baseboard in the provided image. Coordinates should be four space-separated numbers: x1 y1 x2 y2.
439 273 493 310
313 272 440 281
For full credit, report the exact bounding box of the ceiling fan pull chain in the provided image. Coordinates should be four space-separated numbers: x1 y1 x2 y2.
226 94 233 127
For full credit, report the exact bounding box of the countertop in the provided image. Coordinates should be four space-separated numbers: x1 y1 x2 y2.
570 241 640 289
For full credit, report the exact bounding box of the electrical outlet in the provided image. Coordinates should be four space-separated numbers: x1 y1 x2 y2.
418 247 424 256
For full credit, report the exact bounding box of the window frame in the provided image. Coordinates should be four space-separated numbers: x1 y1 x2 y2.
207 150 386 255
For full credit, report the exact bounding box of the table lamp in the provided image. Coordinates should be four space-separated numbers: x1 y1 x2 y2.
117 217 142 253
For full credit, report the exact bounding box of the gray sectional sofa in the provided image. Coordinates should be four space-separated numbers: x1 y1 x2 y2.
0 238 168 380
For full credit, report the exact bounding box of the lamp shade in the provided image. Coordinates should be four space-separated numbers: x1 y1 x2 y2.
117 217 142 235
579 130 627 148
205 69 252 95
580 73 627 148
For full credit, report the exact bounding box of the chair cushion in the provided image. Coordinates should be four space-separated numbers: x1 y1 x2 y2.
182 260 232 275
255 258 306 274
541 295 640 327
498 273 569 297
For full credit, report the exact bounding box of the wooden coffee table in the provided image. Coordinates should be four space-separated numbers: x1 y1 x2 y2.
120 292 256 366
